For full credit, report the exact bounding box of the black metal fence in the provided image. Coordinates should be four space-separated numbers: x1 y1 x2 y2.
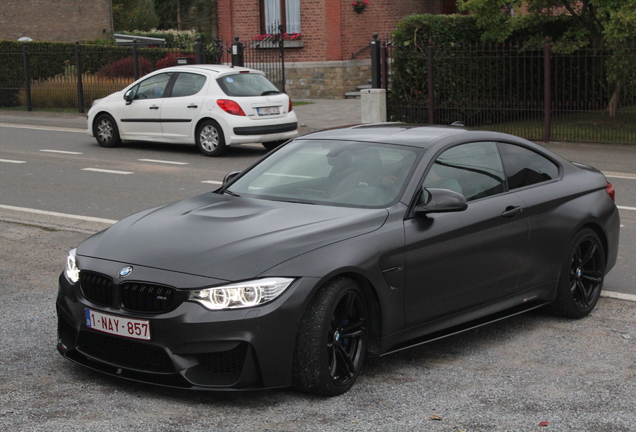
378 38 636 144
0 36 286 113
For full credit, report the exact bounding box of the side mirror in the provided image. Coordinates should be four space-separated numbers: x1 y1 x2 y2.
223 170 241 185
124 90 134 105
414 188 467 215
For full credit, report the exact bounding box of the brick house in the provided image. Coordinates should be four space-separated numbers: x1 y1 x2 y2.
217 0 458 98
0 0 113 42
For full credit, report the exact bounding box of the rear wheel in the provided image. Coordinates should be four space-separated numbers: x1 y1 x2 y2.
293 278 368 396
94 114 121 148
549 228 605 319
196 119 225 157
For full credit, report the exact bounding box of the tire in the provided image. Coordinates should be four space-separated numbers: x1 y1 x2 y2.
196 119 225 157
293 278 368 396
93 114 121 148
549 228 605 319
262 140 286 151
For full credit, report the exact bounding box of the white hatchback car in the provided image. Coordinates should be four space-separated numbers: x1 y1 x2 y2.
87 65 298 156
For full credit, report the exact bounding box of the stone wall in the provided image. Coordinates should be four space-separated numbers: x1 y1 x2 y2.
0 0 113 42
285 59 371 99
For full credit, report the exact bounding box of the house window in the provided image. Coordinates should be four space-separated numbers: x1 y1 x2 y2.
260 0 301 34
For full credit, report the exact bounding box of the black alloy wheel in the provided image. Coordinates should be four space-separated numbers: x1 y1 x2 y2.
94 114 121 148
293 278 368 396
550 228 605 319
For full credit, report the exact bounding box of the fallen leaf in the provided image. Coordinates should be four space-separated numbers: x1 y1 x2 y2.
539 421 550 427
430 415 443 421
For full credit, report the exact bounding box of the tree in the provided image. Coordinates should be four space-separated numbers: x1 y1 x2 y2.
459 0 636 116
113 0 160 31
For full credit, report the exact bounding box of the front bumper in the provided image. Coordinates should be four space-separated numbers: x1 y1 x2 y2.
56 266 320 390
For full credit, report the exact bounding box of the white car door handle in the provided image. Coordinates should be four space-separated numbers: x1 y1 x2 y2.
187 104 198 108
149 105 159 110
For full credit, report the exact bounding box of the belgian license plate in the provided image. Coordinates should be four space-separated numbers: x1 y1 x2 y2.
85 308 151 341
257 106 280 116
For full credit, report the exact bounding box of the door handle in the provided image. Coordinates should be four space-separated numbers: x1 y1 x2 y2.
149 105 159 110
502 206 523 218
187 104 198 108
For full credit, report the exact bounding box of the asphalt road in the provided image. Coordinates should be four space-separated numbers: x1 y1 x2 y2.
0 109 635 431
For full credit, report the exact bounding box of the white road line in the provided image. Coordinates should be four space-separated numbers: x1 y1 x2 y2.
601 291 636 302
605 172 636 180
0 158 27 164
0 204 117 224
82 168 134 175
618 206 636 211
0 123 86 133
40 149 83 155
202 180 223 185
138 159 189 165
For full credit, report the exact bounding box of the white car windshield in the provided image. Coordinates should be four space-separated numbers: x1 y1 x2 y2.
226 139 420 208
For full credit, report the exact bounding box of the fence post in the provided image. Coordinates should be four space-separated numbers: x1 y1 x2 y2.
231 36 244 67
427 39 435 124
278 24 286 93
371 33 381 89
195 36 205 64
544 37 551 143
132 39 139 80
381 40 389 90
75 42 85 114
22 42 32 112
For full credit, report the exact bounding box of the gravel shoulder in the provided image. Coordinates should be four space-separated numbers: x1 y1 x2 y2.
1 220 635 432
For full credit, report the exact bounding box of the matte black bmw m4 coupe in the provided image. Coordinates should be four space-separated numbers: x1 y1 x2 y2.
57 124 619 396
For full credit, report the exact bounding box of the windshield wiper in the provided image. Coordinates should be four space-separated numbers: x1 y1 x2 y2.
222 189 240 197
261 90 281 96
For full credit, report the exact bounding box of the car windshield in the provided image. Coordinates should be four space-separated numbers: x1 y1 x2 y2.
226 139 421 208
216 73 281 97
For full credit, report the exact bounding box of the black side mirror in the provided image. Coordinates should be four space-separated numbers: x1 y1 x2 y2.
414 188 467 215
124 90 134 105
223 170 241 185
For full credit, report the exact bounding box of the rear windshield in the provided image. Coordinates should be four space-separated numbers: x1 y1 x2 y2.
216 73 281 97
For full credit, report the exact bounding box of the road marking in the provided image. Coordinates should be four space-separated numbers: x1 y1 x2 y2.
602 290 636 302
138 159 189 165
0 159 26 164
40 149 83 155
202 180 223 185
605 172 636 180
0 123 86 133
0 204 117 224
618 206 636 211
82 168 134 175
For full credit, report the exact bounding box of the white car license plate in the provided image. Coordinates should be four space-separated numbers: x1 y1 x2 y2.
85 308 151 341
257 106 280 116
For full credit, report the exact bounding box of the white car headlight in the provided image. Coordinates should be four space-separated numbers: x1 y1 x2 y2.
189 278 294 310
64 248 80 284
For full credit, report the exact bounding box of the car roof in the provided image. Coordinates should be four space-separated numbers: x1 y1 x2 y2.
156 64 264 75
296 123 536 151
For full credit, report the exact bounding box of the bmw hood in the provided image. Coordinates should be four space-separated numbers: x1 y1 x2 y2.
77 193 389 280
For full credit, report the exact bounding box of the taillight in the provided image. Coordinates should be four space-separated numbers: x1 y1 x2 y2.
606 182 615 202
217 99 246 116
288 99 293 112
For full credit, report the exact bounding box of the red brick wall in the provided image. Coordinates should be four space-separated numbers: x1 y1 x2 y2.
0 0 113 42
219 0 443 62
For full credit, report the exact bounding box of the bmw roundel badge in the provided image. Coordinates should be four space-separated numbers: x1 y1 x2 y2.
118 266 133 278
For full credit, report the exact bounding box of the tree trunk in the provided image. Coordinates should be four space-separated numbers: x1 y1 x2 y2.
608 80 624 117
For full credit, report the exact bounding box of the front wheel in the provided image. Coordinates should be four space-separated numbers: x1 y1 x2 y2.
293 278 368 396
196 119 225 157
93 114 121 148
549 228 605 319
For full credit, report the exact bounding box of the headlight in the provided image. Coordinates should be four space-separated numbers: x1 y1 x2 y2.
189 277 294 310
64 248 80 284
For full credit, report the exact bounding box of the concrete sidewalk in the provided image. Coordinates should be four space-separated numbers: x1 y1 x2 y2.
0 99 363 133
